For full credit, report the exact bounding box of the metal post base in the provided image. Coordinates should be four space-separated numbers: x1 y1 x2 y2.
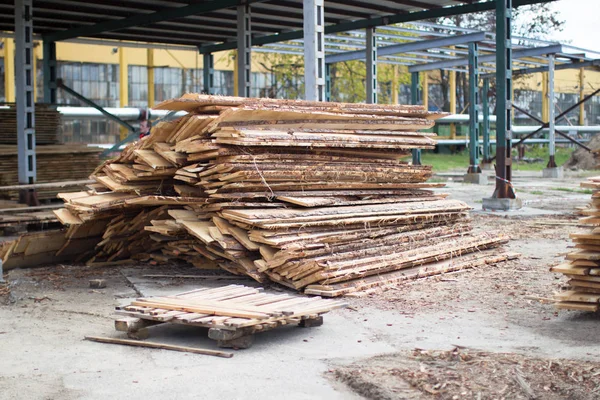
481 162 494 171
463 173 488 185
542 167 564 179
482 197 523 211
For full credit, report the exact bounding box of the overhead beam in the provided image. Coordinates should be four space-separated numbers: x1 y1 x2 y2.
503 58 600 76
409 44 563 72
326 32 489 64
198 0 553 54
43 0 267 42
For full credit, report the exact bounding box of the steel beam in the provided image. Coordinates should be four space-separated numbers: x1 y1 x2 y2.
482 77 491 163
203 53 214 94
326 32 489 64
324 63 331 101
43 0 267 42
411 72 421 165
468 42 481 174
42 40 57 103
366 27 377 104
506 59 600 77
57 79 136 133
237 4 251 97
409 44 563 72
198 0 552 54
303 0 325 101
15 0 36 201
547 54 557 168
492 0 515 200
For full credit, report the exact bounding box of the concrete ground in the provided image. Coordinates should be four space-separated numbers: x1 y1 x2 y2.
1 170 599 400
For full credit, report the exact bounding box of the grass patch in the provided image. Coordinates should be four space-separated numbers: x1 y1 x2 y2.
420 152 469 173
512 147 573 172
421 146 575 173
551 187 594 194
529 190 544 195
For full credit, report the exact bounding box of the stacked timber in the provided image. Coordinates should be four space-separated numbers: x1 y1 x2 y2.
1 94 514 296
552 176 600 311
0 104 62 145
0 144 102 200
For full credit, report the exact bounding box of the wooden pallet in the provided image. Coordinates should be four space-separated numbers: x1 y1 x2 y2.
115 284 347 348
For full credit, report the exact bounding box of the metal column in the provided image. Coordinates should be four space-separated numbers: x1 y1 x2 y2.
482 77 491 163
492 0 514 199
42 41 57 104
237 4 251 97
203 53 214 94
411 72 421 165
422 72 429 111
324 63 331 102
14 0 36 197
366 27 377 104
579 68 585 125
547 54 556 168
468 42 481 174
303 0 325 101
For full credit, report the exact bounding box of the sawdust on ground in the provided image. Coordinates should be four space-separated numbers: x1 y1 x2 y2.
332 347 600 400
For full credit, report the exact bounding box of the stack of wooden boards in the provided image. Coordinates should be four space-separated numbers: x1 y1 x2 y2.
0 145 102 200
1 94 514 296
0 104 62 145
116 284 346 348
552 176 600 311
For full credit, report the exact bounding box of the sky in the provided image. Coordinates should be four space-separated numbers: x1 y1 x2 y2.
550 0 600 54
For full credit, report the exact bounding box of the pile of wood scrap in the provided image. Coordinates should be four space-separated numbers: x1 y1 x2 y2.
552 176 600 311
115 284 346 348
0 104 62 145
0 145 102 200
1 94 514 295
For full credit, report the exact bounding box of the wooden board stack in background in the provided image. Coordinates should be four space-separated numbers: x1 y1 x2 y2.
1 94 515 296
0 104 62 145
0 144 102 200
552 175 600 311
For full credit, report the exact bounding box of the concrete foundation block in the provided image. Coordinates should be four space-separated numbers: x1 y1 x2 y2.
482 197 523 211
217 334 255 349
463 173 488 185
542 167 564 179
481 163 494 171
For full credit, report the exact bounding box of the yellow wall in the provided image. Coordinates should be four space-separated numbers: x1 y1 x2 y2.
0 40 267 72
515 68 600 96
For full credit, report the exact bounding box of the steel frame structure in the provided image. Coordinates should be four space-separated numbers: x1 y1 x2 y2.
3 0 564 209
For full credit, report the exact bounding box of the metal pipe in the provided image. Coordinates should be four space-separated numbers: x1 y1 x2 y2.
55 107 187 121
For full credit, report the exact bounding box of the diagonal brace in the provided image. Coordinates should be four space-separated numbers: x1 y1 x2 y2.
57 79 137 133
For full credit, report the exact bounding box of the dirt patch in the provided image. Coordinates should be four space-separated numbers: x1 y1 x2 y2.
333 348 600 400
564 135 600 170
0 283 11 305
